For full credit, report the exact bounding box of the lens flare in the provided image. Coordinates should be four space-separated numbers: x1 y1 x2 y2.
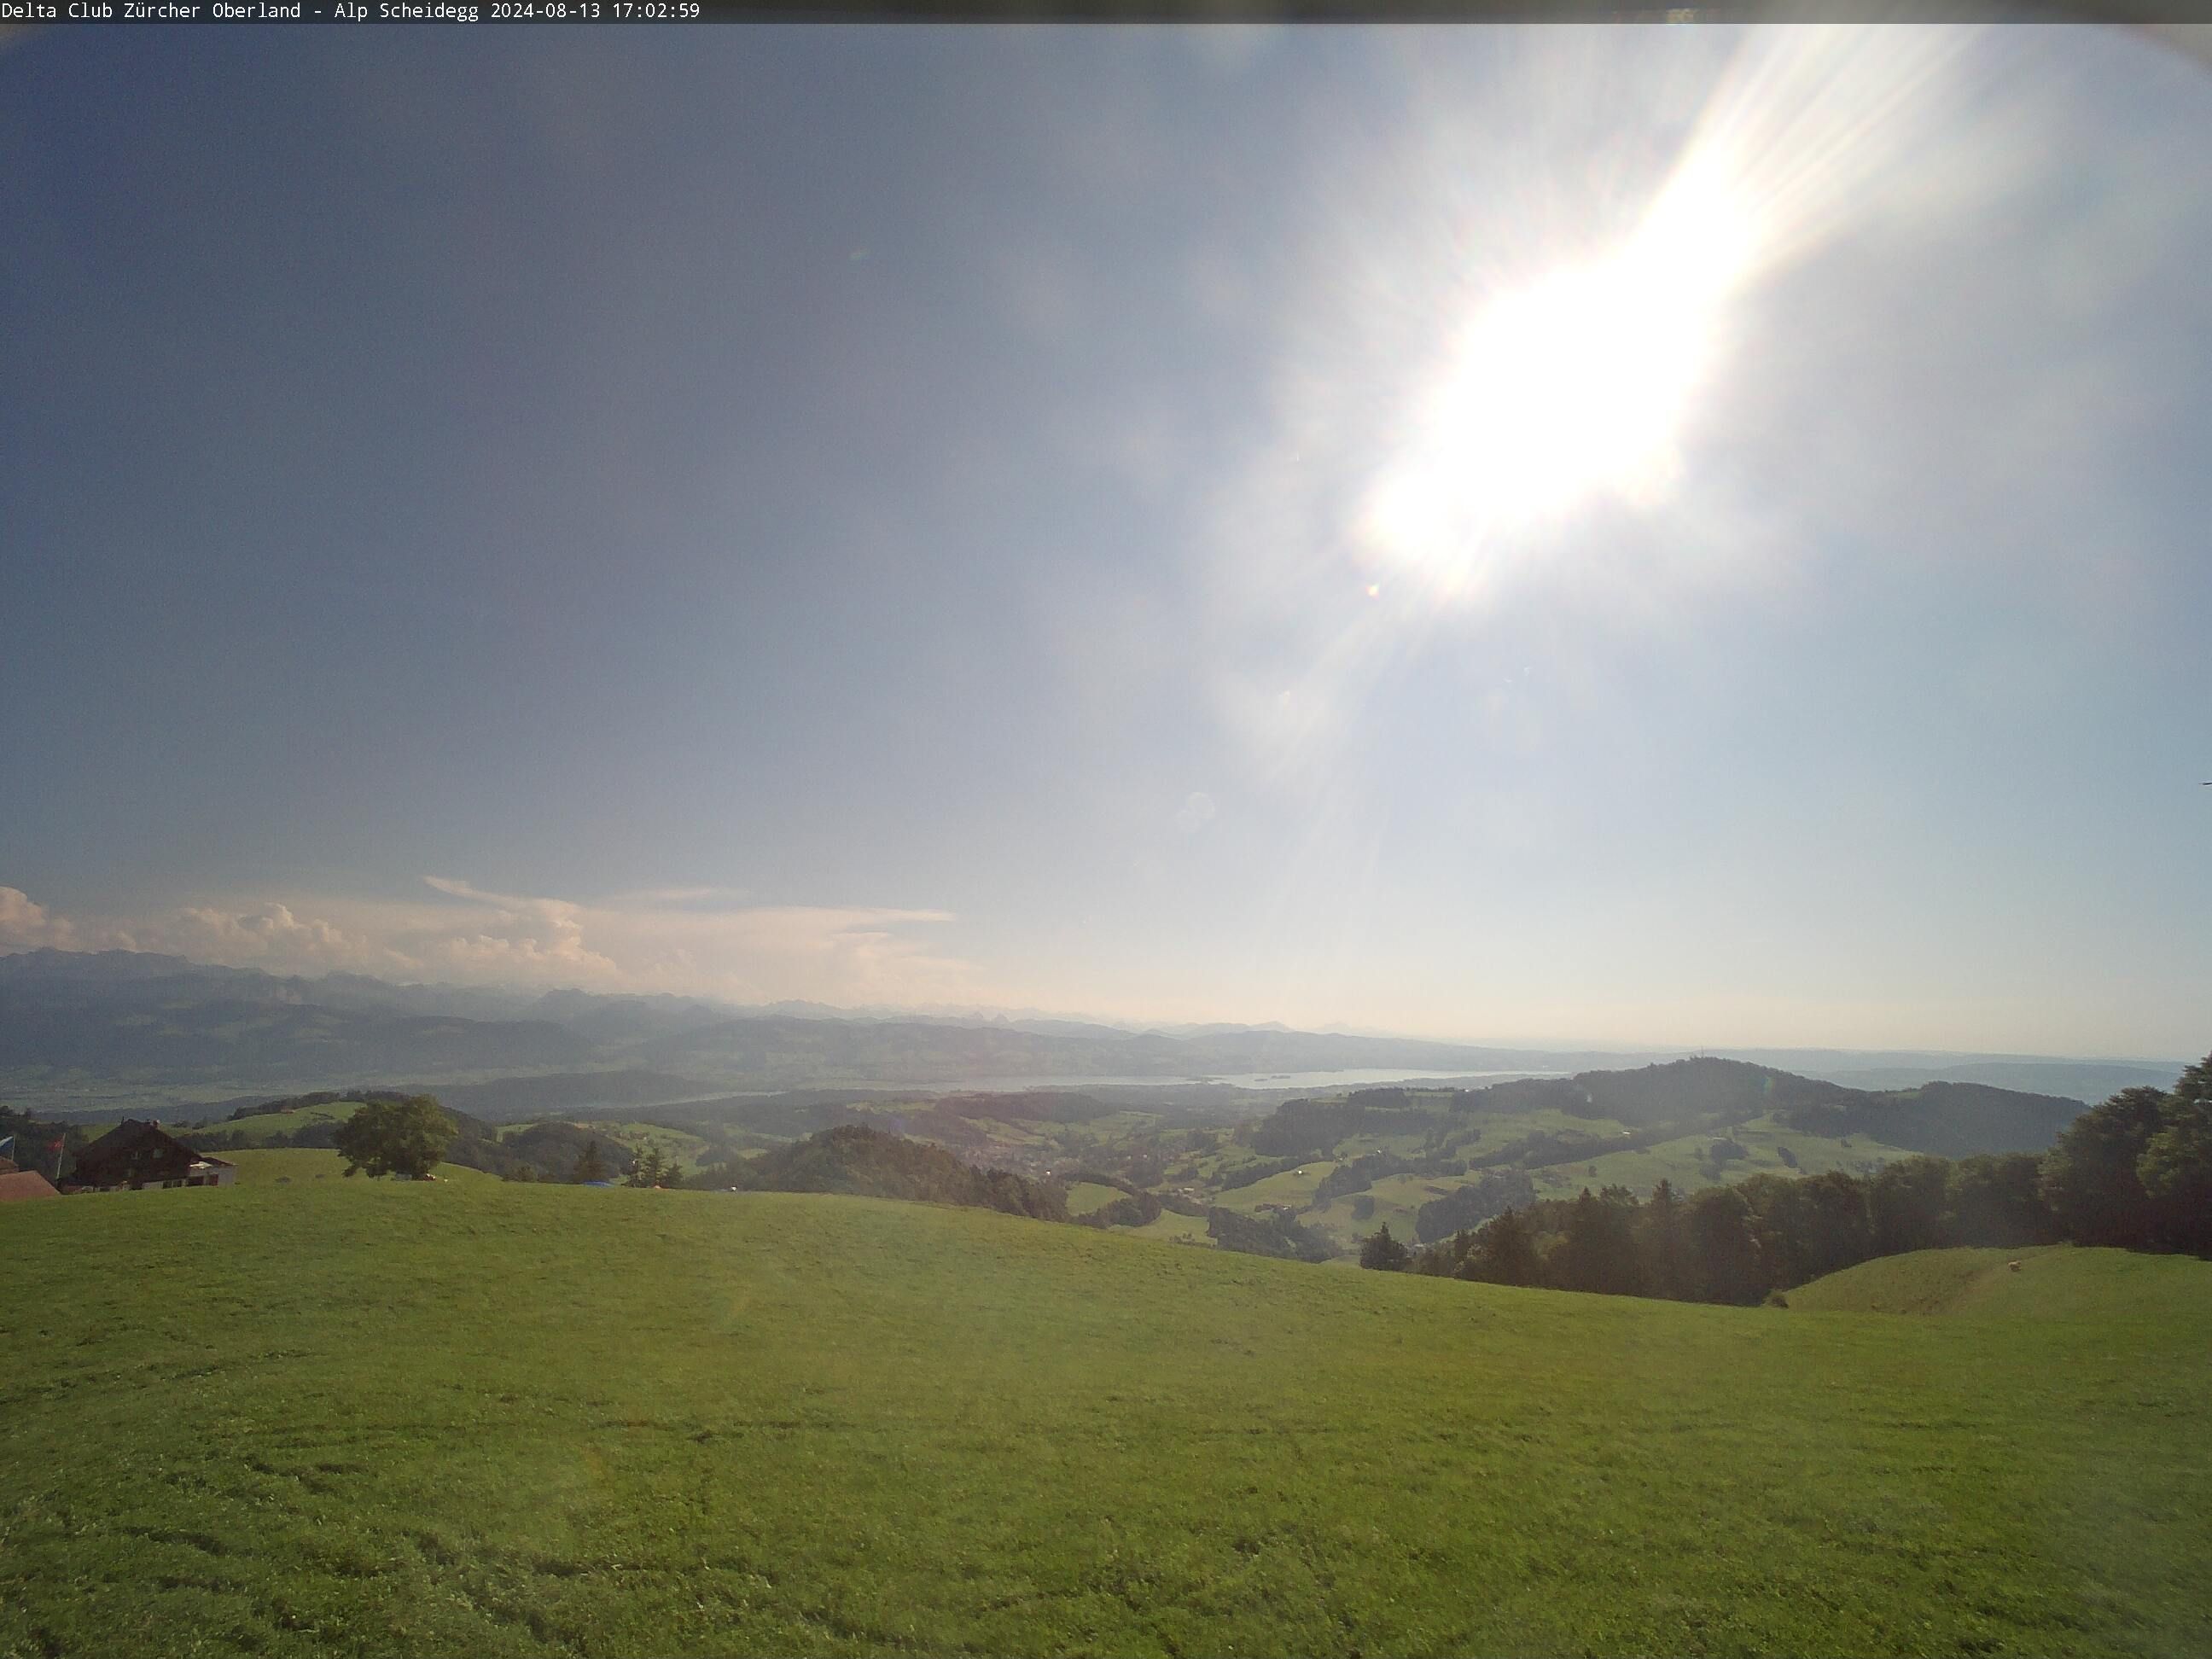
1357 162 1750 594
1342 28 1968 609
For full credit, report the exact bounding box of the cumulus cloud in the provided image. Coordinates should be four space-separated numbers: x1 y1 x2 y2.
167 903 366 964
0 878 978 1008
412 876 620 982
0 888 79 951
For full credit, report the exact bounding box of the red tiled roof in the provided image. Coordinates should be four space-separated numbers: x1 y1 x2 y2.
0 1170 60 1202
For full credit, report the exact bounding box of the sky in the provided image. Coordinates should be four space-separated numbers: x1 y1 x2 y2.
3 26 2209 1056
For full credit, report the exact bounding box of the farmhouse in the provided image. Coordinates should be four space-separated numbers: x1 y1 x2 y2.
67 1120 236 1192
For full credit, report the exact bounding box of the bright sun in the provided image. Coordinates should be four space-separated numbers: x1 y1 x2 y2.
1359 172 1751 591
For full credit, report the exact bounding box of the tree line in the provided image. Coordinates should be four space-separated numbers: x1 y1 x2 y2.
0 1106 89 1177
181 1093 697 1186
707 1124 1068 1220
1358 1055 2212 1301
268 1094 686 1188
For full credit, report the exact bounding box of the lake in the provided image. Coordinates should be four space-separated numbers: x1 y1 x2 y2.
958 1068 1563 1092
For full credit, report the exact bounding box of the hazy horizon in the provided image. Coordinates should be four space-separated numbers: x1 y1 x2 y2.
8 27 2210 1056
0 936 2192 1071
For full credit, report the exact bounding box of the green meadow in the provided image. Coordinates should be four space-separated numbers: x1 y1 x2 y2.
545 1121 721 1171
1525 1115 1922 1202
1211 1160 1339 1214
187 1103 361 1146
1304 1172 1446 1248
217 1147 499 1186
1785 1243 2212 1320
4 1183 2208 1658
1116 1208 1212 1244
1062 1181 1124 1218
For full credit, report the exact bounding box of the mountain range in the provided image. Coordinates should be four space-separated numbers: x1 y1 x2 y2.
0 948 2186 1111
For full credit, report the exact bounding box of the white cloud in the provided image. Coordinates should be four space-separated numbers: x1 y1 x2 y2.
0 879 978 1009
422 875 534 908
604 885 752 905
168 902 364 964
0 888 79 951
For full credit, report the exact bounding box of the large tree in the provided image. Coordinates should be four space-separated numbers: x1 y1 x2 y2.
2171 1052 2212 1113
1458 1207 1542 1288
333 1095 456 1179
2138 1095 2212 1254
1742 1170 1871 1288
2040 1086 2168 1249
1686 1186 1764 1305
1551 1188 1643 1295
1359 1223 1412 1272
1791 1169 1875 1281
1945 1153 2057 1249
571 1138 612 1184
1867 1156 1952 1257
1634 1179 1691 1300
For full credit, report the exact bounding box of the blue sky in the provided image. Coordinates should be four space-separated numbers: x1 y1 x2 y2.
3 26 2208 1054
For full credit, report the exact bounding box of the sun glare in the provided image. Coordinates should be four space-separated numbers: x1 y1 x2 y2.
1359 168 1752 594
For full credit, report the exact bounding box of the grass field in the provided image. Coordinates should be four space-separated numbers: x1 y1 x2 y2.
1062 1181 1122 1217
1113 1208 1212 1244
552 1121 719 1170
1447 1109 1637 1159
1307 1172 1451 1249
1785 1243 2212 1319
215 1148 499 1186
1525 1115 1923 1201
1213 1160 1338 1214
175 1103 361 1145
4 1186 2209 1658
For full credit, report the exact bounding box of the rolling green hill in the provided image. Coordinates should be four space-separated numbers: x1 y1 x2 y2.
1787 1243 2212 1320
5 1184 2208 1656
183 1102 360 1146
1522 1113 1923 1202
25 1046 2110 1263
217 1147 499 1186
1180 1060 2092 1258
